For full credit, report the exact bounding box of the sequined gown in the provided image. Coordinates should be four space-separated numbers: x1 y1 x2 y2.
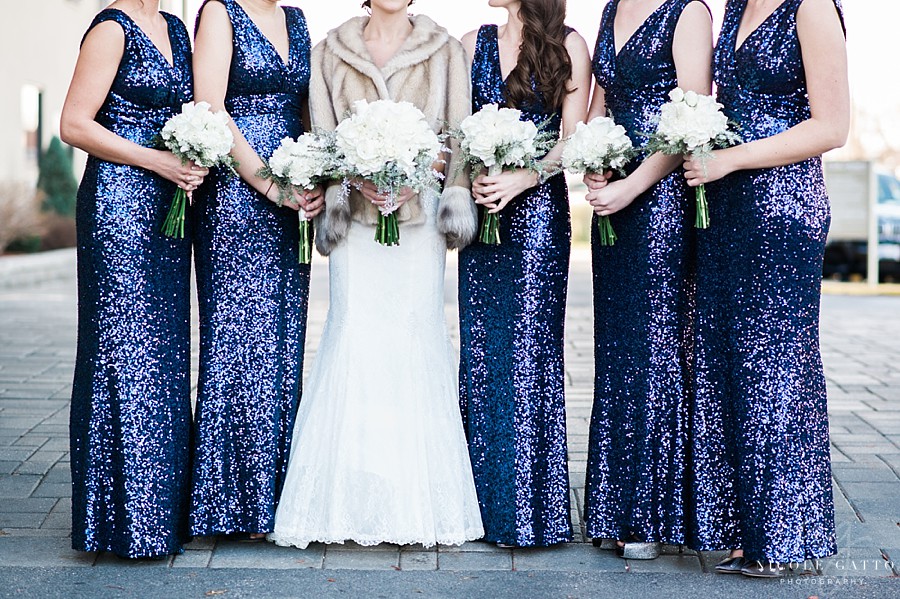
583 0 703 546
688 0 844 562
190 0 311 536
457 25 572 547
70 9 193 559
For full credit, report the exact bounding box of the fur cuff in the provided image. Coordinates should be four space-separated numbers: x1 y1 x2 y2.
437 186 477 250
314 183 352 256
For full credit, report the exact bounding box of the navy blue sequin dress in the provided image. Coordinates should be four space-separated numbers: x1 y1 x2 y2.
584 0 704 546
688 0 844 562
70 9 194 559
458 25 572 547
190 0 311 536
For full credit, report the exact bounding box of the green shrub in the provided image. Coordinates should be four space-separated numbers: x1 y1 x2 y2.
37 136 78 217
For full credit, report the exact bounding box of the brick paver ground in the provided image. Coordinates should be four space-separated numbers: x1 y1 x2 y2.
0 248 897 585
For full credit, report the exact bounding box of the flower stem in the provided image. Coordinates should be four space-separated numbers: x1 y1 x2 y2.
479 208 501 246
695 184 710 229
162 188 187 239
478 164 503 246
596 215 617 246
376 212 400 246
298 212 312 264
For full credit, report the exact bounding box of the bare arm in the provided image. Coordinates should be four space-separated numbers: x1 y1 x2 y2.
685 0 848 185
588 1 713 215
542 31 593 164
460 29 478 65
59 21 204 191
193 1 302 209
586 82 606 122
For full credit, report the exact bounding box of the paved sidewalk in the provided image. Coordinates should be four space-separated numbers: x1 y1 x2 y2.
0 248 897 598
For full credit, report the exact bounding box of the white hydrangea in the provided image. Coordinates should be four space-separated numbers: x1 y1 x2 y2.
160 101 235 168
561 116 635 175
334 99 442 183
268 134 336 191
458 104 540 173
652 88 733 155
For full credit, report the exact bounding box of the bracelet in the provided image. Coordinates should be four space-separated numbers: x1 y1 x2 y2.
265 180 284 207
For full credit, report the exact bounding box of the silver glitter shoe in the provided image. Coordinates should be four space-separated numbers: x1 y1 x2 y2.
741 560 789 578
616 541 661 560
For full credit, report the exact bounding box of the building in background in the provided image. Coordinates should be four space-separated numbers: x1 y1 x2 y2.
0 0 187 185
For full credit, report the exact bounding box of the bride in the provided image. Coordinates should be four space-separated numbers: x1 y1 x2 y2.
268 0 484 548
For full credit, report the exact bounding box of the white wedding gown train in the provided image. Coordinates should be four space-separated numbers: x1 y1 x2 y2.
269 192 484 548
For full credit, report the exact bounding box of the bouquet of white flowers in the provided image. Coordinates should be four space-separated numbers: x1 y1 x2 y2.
258 133 340 263
455 104 556 245
334 99 444 246
158 101 237 238
562 116 637 246
645 88 740 229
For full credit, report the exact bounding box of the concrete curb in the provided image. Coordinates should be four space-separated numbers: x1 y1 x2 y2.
0 248 76 290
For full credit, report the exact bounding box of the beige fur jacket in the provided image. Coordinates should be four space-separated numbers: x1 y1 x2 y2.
309 15 477 255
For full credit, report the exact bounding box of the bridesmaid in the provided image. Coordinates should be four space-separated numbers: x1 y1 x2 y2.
61 0 204 558
684 0 848 577
458 0 592 547
581 0 712 559
190 0 323 539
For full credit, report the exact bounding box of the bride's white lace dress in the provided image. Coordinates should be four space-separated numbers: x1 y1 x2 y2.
269 192 484 548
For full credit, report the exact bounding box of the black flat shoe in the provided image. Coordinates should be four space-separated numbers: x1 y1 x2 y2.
714 556 749 574
592 538 618 550
741 560 789 578
227 532 267 543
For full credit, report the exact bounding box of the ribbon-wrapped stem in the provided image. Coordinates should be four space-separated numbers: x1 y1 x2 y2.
375 184 400 247
298 208 313 264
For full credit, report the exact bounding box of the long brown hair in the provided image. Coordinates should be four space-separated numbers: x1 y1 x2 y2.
504 0 573 112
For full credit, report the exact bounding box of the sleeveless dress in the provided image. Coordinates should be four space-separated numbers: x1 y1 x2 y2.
70 9 194 559
688 0 844 562
457 25 573 547
190 0 311 536
583 0 704 546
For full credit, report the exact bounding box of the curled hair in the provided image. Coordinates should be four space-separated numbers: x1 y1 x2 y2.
504 0 573 112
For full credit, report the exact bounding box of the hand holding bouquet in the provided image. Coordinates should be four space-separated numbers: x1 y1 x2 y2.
334 99 444 246
455 104 556 245
159 101 237 238
259 133 339 263
562 117 636 246
646 88 740 229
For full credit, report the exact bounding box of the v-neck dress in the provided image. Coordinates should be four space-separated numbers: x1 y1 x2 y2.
688 0 844 562
583 0 705 546
190 0 312 536
458 24 573 547
70 8 194 559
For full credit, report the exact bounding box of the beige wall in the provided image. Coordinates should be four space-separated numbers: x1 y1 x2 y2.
0 0 187 184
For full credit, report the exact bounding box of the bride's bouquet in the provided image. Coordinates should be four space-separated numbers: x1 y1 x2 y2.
646 88 740 229
562 116 636 246
334 99 444 247
159 101 237 238
455 104 556 245
259 133 340 263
